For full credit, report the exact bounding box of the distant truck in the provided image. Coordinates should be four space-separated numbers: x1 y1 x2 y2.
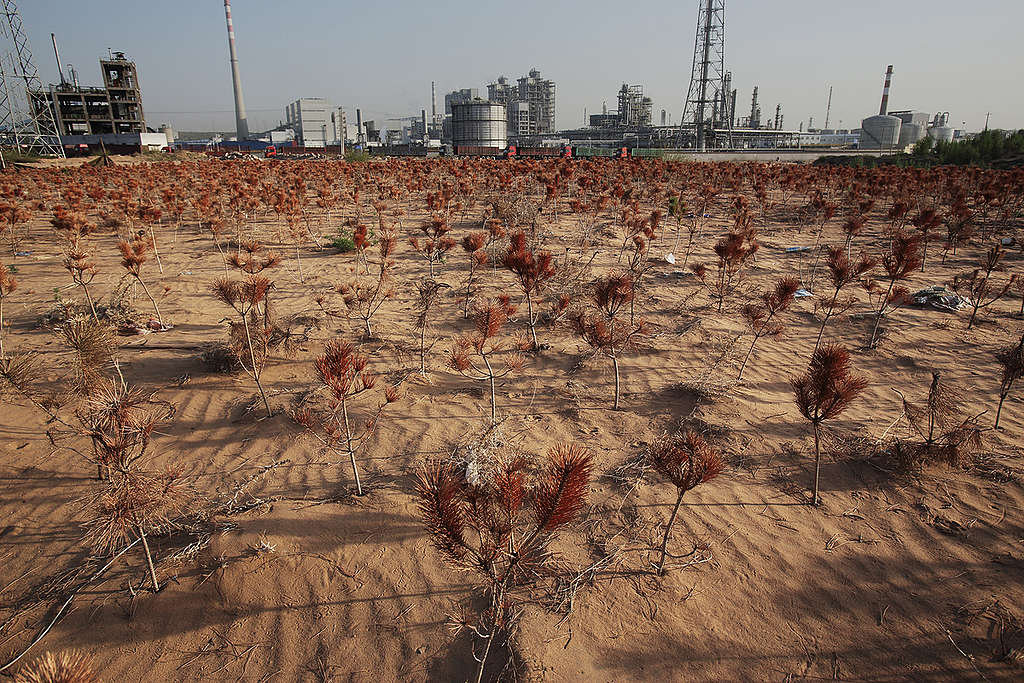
264 145 277 158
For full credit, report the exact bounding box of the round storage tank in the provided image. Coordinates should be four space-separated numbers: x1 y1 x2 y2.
927 126 954 144
452 100 507 149
860 115 902 149
899 122 925 147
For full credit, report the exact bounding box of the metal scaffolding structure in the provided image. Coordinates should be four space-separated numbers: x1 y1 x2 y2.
0 0 63 156
680 0 728 150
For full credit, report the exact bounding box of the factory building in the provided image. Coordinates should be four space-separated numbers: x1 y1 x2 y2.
285 98 345 149
487 69 556 141
516 69 556 135
617 84 652 126
444 88 478 115
589 84 653 128
31 51 145 136
888 110 929 147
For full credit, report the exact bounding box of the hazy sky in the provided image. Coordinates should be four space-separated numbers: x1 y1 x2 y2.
22 1 1024 134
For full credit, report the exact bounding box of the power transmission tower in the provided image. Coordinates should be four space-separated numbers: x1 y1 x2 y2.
681 0 726 151
0 0 64 157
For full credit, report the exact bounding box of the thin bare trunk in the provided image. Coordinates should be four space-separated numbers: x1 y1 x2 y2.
134 275 163 326
138 527 160 592
149 225 164 274
240 313 272 417
656 488 684 575
812 421 822 506
341 398 363 495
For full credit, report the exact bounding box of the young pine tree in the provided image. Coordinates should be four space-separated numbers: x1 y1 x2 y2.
994 335 1024 429
738 277 800 379
448 298 525 426
293 340 400 496
647 430 724 575
416 443 593 683
212 276 274 417
570 272 646 410
951 245 1017 330
791 345 867 505
460 231 488 319
690 230 759 313
83 467 190 592
0 262 15 358
867 230 921 348
118 234 165 328
340 229 397 338
503 230 557 351
814 247 876 352
893 372 983 470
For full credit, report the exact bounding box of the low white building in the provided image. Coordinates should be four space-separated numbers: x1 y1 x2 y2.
285 98 346 149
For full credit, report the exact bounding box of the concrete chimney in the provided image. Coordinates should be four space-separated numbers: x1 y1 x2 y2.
879 65 893 116
223 0 249 140
51 34 66 86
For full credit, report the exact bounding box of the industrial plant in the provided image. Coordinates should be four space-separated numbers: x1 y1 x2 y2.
0 0 977 158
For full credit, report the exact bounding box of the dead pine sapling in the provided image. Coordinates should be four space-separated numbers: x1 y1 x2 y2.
994 335 1024 429
0 263 15 358
409 215 455 277
415 444 593 683
814 247 876 352
414 279 450 375
72 378 173 481
83 467 190 592
293 340 401 496
340 229 397 338
503 230 557 351
212 275 274 417
867 230 921 349
59 317 119 393
118 234 166 329
911 208 942 271
460 231 488 318
53 208 101 321
137 204 165 274
11 650 98 683
570 272 647 410
647 430 724 575
448 298 525 426
737 277 800 379
951 245 1017 330
690 230 759 313
791 344 866 505
892 371 983 470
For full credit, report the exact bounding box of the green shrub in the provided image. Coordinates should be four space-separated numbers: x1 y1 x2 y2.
331 234 356 252
344 150 370 162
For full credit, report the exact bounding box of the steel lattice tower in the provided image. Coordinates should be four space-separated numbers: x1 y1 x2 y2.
0 0 63 157
681 0 727 151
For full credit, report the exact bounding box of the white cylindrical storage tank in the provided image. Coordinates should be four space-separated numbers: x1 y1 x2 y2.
899 122 925 147
159 123 175 145
452 100 507 148
927 126 954 144
861 115 902 149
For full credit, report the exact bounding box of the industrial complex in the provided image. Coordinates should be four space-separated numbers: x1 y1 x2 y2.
0 0 975 158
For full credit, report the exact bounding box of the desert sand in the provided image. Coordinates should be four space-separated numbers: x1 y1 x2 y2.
0 156 1022 681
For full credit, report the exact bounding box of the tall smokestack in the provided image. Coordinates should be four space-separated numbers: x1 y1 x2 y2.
431 81 436 122
879 65 893 116
223 0 249 140
51 34 66 86
824 86 832 129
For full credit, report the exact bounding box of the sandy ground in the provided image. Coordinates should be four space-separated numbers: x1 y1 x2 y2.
1 158 1022 682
